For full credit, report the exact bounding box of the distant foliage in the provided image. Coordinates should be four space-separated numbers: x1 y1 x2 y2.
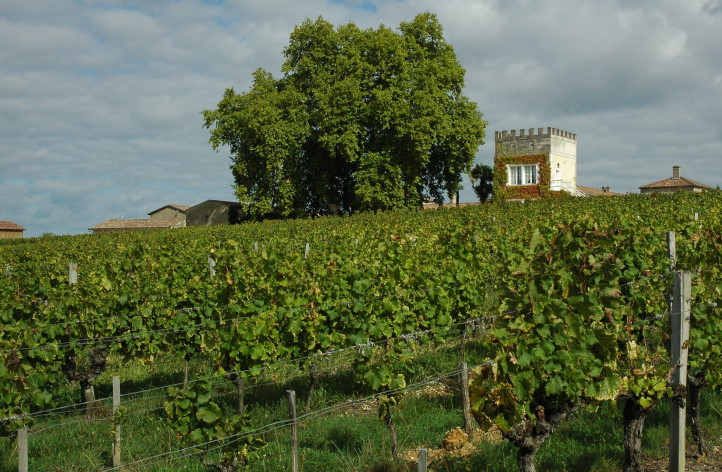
469 163 493 202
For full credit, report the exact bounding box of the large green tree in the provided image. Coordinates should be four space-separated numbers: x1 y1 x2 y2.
203 13 486 218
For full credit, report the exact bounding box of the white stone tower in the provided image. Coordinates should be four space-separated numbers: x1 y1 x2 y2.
494 127 578 194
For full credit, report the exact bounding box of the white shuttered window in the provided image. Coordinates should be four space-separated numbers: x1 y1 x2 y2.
507 164 538 186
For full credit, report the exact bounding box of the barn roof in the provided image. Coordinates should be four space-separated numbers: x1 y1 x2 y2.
0 221 25 231
147 204 191 216
639 176 712 190
89 219 183 231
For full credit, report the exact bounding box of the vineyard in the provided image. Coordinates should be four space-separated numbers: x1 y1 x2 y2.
2 191 722 471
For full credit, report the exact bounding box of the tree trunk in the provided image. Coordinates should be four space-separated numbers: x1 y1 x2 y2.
503 402 579 472
82 381 101 418
517 444 539 472
305 363 318 413
200 452 243 472
623 397 653 472
689 372 708 456
62 345 108 418
232 374 245 416
183 352 192 387
505 422 548 472
386 413 398 459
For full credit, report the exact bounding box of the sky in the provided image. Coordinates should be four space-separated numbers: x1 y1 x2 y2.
2 0 722 237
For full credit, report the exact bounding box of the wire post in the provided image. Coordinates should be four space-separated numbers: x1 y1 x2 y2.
18 428 28 472
69 262 78 285
666 231 676 271
207 256 216 278
667 231 676 315
670 270 691 472
417 448 428 472
461 362 474 437
287 390 298 472
113 375 121 467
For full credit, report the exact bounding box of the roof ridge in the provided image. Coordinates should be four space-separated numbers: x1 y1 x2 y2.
0 220 26 231
639 175 713 189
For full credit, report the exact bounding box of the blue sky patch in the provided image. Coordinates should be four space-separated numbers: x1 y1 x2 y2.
330 0 378 13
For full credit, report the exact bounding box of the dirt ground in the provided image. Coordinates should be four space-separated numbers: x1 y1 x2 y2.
355 382 722 471
398 426 502 470
643 445 722 472
401 432 722 472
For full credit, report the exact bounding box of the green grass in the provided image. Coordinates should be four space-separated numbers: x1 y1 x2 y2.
2 340 722 472
437 394 722 472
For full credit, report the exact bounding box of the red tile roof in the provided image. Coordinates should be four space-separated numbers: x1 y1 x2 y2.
0 221 25 231
639 176 712 190
423 202 482 209
89 219 184 231
576 185 624 196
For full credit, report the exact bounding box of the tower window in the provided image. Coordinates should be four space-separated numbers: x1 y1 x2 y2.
507 164 538 186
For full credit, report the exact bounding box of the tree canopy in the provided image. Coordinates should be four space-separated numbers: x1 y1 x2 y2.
203 13 486 218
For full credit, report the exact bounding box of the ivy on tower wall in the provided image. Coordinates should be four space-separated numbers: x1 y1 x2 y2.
493 153 564 201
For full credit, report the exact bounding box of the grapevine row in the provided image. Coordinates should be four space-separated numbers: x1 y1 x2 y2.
2 191 722 471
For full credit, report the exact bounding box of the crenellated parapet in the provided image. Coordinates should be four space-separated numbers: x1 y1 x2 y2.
494 126 577 158
494 127 576 141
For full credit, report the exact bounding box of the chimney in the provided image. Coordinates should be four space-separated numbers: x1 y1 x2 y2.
672 166 681 179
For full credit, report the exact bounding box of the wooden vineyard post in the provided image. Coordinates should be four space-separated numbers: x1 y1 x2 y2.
459 323 468 366
287 390 299 472
18 428 28 472
69 262 78 285
113 375 121 467
670 271 691 472
461 362 474 437
667 231 676 271
667 231 676 315
417 448 428 472
304 243 310 259
207 255 216 278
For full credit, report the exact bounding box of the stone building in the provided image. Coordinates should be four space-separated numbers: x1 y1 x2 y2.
186 200 243 226
89 201 246 234
88 218 185 234
89 203 189 233
493 126 619 200
639 166 713 194
148 204 190 221
0 221 25 239
494 127 582 199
